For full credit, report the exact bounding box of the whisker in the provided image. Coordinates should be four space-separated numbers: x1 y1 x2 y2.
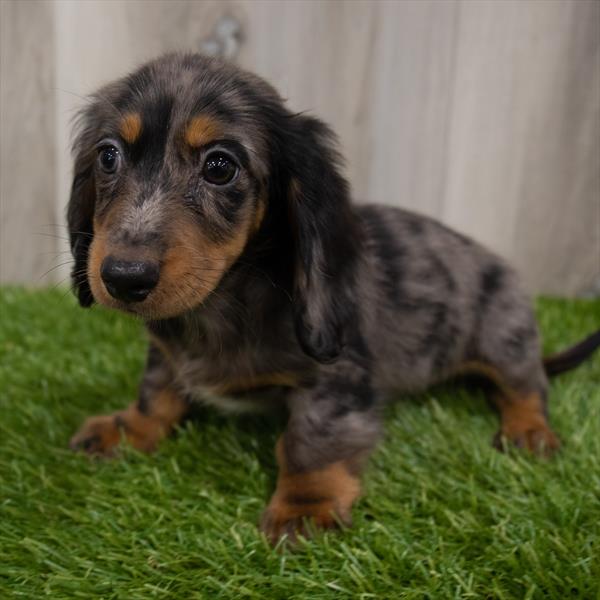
38 261 75 282
33 232 72 242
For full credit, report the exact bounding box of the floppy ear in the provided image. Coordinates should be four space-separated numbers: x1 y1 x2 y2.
67 144 96 307
281 116 362 363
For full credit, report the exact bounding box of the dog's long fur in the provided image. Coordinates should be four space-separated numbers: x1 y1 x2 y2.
67 53 599 543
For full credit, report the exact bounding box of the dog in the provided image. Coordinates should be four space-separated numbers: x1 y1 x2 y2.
67 53 600 544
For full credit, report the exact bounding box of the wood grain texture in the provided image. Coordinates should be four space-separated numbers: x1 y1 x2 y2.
1 0 57 284
1 0 598 294
441 0 600 294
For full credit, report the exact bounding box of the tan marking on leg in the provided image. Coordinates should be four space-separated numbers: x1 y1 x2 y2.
454 360 513 396
493 391 560 456
184 115 223 147
456 361 560 455
260 438 362 545
119 113 142 144
211 372 300 395
69 389 187 456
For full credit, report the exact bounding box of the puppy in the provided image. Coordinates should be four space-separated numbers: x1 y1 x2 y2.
67 53 600 544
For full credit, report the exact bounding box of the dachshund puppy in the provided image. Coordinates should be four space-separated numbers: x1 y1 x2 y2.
67 53 599 544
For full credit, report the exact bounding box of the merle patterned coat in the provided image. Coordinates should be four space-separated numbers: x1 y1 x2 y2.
67 53 600 544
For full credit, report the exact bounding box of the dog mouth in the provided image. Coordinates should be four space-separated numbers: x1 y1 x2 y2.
96 284 192 320
88 230 236 320
92 257 225 320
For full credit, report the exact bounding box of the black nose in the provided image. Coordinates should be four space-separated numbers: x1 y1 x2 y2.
100 257 159 303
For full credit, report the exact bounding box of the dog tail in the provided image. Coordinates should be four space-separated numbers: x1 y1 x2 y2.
543 330 600 376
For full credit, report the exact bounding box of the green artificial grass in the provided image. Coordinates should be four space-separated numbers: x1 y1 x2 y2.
0 287 599 599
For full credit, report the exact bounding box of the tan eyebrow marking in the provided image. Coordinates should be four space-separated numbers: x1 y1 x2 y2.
119 113 142 144
184 115 223 147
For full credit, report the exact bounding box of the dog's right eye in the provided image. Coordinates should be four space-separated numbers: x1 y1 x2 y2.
202 152 238 185
98 145 121 174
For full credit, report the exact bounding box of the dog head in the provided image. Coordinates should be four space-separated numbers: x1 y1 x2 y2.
68 53 361 362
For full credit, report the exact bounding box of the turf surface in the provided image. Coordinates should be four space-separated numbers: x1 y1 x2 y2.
0 288 599 599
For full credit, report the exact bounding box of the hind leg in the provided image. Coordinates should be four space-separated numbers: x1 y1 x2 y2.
491 386 560 456
460 360 559 456
465 265 560 455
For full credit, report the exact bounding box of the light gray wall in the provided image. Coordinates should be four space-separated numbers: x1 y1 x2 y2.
1 0 599 295
1 0 57 286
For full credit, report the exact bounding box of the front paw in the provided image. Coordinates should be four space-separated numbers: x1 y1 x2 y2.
69 413 124 456
260 493 352 546
69 407 164 456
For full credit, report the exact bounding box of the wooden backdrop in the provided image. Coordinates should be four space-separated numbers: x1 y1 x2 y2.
1 0 599 295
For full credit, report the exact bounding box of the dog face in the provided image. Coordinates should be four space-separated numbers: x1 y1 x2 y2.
69 57 275 319
86 113 266 319
68 54 362 361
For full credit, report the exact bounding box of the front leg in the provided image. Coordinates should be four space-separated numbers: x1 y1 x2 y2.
70 345 188 455
261 363 381 544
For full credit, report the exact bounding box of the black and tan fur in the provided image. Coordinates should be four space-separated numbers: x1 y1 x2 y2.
67 53 600 544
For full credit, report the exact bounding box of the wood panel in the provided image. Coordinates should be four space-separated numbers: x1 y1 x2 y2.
1 0 57 284
1 0 598 295
238 0 459 221
441 0 600 294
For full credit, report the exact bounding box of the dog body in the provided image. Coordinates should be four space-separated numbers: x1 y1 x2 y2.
67 53 595 543
143 201 543 416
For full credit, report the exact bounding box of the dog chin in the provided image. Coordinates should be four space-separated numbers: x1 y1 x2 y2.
100 295 205 321
92 294 138 316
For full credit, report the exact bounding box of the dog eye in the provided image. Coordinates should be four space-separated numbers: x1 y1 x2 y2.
97 145 121 174
202 152 238 185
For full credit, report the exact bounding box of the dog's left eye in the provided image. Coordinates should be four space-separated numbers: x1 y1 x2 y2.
97 145 121 174
202 152 238 185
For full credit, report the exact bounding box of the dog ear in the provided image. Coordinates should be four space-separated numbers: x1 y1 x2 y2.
67 141 96 307
279 115 362 363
